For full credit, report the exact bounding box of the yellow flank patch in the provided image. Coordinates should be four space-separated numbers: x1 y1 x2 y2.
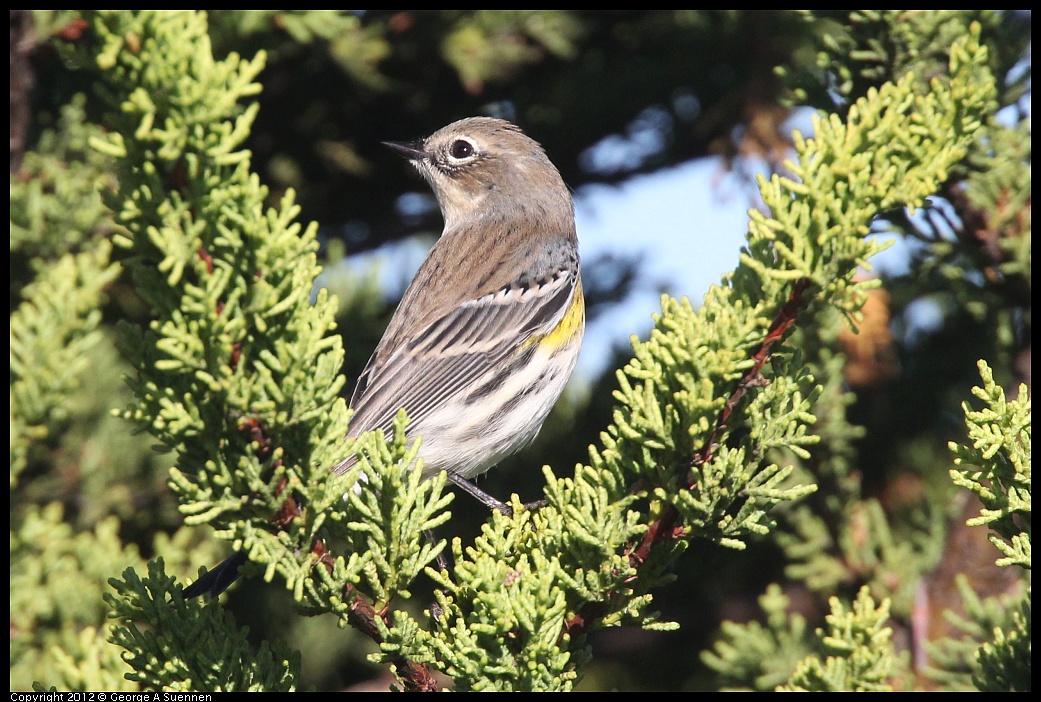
531 279 584 350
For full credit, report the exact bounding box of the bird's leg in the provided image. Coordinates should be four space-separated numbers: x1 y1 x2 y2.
446 472 547 517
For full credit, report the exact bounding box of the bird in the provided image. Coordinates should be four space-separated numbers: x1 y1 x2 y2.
183 117 583 597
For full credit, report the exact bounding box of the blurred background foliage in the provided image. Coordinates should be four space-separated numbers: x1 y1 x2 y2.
10 10 1030 691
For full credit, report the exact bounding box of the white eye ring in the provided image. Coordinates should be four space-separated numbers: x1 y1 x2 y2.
447 138 477 162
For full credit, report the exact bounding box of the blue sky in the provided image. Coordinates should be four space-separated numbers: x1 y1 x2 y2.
571 159 753 378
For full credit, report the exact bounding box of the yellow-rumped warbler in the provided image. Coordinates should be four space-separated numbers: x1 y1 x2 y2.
184 117 583 597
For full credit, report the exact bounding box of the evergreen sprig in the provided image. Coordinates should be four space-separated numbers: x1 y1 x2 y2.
945 360 1031 692
10 98 121 484
781 586 896 692
924 575 1029 691
65 10 451 691
68 9 358 596
701 584 814 691
949 361 1031 570
13 505 139 691
10 244 119 482
974 586 1030 692
106 560 300 691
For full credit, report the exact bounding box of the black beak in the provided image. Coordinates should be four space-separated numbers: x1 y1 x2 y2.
382 140 426 161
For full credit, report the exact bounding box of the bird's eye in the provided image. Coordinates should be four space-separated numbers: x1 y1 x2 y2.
449 139 475 160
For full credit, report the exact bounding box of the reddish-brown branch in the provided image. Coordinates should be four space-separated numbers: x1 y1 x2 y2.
197 246 215 274
692 277 811 473
345 585 440 691
631 503 681 567
563 278 814 641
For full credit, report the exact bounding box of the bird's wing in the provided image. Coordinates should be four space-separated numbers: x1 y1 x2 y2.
332 263 577 475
